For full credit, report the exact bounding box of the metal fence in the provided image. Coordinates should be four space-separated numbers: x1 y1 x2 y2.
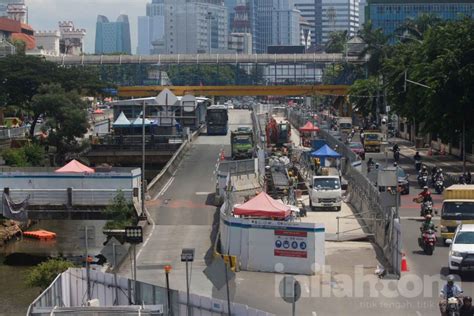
0 126 28 139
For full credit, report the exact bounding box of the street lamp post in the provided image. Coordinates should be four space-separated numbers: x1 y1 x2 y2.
141 99 146 218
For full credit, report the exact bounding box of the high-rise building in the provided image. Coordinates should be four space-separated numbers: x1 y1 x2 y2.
224 0 238 31
249 0 301 53
137 0 165 55
366 0 474 37
294 0 321 46
59 21 86 55
300 16 312 48
359 0 366 26
95 15 131 54
163 0 228 54
321 0 359 43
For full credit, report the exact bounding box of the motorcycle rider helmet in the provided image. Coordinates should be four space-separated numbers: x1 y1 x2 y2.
425 214 432 221
423 186 429 190
447 274 455 285
393 162 398 167
439 168 443 173
422 165 427 170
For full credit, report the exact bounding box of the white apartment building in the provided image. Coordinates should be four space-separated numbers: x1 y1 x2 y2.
321 0 359 43
34 30 60 55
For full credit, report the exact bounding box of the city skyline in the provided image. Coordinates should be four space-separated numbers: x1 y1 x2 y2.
27 0 148 53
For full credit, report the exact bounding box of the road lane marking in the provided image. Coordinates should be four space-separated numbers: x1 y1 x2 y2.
152 176 175 200
137 205 155 259
195 192 212 195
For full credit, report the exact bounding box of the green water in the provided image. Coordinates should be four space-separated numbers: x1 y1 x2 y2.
0 220 106 315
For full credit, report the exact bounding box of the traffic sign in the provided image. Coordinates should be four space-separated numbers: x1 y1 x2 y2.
125 226 143 244
279 276 301 304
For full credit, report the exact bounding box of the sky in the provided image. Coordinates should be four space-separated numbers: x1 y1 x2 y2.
27 0 149 53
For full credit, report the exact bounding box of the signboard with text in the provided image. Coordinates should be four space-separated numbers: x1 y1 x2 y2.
274 230 308 258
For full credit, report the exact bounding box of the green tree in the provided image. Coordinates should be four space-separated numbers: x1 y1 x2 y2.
357 21 390 76
394 13 442 42
384 18 474 142
2 148 28 167
104 190 135 229
30 84 89 164
349 76 383 117
23 143 46 166
325 31 349 54
25 259 75 290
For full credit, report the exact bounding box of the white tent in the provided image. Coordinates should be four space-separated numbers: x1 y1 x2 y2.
132 117 153 125
112 112 131 127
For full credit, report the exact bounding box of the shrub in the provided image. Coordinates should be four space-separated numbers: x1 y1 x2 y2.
25 258 75 289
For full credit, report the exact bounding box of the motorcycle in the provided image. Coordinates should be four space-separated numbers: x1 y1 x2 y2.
420 229 437 255
434 179 444 194
446 296 461 316
420 201 434 217
418 174 429 188
393 149 400 162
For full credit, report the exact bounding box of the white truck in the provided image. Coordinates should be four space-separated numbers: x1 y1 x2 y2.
308 169 343 211
337 117 353 134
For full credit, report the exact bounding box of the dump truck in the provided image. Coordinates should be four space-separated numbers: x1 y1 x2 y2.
440 185 474 242
363 130 383 152
231 127 254 159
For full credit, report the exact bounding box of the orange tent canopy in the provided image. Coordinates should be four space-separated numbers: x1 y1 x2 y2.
234 192 291 219
299 121 320 132
55 159 95 173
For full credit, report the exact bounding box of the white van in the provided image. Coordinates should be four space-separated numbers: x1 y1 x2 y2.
309 175 342 211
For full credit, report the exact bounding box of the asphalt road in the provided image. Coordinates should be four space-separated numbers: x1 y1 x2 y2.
119 110 253 298
365 142 474 315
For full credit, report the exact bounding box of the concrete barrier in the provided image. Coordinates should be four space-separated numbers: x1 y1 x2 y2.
147 126 203 198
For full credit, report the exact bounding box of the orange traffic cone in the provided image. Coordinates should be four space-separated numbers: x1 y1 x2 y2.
401 253 409 272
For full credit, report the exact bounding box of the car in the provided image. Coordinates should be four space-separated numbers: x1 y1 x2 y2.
447 224 474 273
348 142 365 160
397 168 410 195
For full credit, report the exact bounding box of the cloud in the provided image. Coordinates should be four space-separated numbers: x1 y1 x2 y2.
26 0 148 53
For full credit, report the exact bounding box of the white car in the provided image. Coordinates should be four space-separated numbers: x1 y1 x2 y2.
447 224 474 273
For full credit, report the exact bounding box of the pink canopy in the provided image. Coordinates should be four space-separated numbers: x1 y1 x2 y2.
234 192 291 219
299 121 320 132
55 159 95 173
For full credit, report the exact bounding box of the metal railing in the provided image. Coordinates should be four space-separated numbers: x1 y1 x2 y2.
0 126 29 139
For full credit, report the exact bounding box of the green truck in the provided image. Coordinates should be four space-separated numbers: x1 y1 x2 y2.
231 127 254 159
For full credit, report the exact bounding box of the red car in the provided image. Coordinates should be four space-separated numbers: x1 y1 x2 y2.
349 142 365 160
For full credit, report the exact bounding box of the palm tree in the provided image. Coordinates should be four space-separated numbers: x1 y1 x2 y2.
395 14 442 41
325 31 349 54
357 21 390 75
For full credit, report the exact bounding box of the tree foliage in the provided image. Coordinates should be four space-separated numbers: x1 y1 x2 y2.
104 190 135 229
384 18 474 141
25 258 75 290
2 144 45 167
167 64 257 85
31 84 89 164
325 31 349 54
349 76 383 117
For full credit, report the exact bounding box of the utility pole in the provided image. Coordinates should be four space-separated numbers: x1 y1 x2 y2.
141 99 146 218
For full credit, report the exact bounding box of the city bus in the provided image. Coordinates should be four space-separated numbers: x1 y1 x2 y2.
206 105 228 135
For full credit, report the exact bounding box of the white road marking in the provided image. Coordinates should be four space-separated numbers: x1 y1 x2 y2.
152 176 175 200
137 205 155 259
195 192 212 195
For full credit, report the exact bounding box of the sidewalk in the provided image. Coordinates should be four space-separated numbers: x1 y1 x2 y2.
391 137 473 175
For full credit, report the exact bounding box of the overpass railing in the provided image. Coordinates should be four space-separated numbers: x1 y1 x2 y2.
45 53 367 65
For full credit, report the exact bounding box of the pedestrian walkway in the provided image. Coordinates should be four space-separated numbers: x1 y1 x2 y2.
391 137 473 175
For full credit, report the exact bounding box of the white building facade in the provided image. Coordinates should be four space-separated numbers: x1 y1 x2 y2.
163 0 228 54
34 30 60 55
321 0 359 43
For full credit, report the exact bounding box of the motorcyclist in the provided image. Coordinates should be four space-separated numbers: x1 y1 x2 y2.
393 144 400 161
435 168 445 182
392 143 400 152
439 275 464 315
414 151 422 172
460 296 474 316
418 186 433 203
465 171 472 184
420 214 435 232
367 157 375 172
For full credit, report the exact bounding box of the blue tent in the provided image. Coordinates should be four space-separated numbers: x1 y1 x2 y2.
310 144 342 158
310 144 342 167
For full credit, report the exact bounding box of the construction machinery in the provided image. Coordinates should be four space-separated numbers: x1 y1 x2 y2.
265 118 291 147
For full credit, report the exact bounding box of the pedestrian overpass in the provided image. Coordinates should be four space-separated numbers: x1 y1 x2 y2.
118 84 350 97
